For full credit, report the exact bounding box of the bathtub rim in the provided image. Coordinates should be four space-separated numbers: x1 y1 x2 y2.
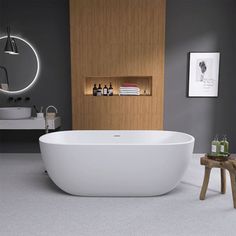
39 130 195 146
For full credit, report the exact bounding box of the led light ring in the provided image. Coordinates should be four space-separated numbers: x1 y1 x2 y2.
0 35 40 94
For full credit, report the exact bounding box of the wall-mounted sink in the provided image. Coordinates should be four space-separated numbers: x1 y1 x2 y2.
0 107 32 120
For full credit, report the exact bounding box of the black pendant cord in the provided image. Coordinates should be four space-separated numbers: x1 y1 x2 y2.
3 1 19 55
7 26 10 38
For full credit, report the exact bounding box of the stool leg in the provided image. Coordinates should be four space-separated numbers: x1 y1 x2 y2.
200 167 211 200
229 173 236 209
221 169 226 194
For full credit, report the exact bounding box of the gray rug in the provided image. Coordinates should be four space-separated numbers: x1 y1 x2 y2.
0 153 235 236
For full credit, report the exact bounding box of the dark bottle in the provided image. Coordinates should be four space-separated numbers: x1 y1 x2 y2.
103 85 108 96
97 84 102 96
93 84 97 96
108 82 113 96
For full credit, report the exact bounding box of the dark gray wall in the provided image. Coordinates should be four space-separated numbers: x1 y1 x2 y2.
0 0 236 153
165 0 236 152
0 0 72 152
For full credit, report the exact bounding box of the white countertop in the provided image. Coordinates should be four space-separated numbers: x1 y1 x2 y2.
0 117 61 130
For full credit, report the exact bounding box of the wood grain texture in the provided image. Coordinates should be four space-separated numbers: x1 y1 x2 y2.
200 167 212 200
70 0 166 130
230 173 236 208
221 168 226 194
200 156 236 208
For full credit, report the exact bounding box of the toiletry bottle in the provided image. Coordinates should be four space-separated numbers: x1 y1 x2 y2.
93 84 97 96
97 84 102 96
211 135 220 156
103 85 108 96
220 135 229 154
108 82 113 96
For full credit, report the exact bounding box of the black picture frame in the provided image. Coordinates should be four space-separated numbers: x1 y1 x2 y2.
187 52 220 98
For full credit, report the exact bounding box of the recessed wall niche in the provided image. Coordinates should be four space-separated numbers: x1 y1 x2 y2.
70 0 166 130
85 76 152 96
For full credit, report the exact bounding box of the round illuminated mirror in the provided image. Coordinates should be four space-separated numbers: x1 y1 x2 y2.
0 36 40 94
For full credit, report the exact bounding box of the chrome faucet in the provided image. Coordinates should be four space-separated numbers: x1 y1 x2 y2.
45 105 58 134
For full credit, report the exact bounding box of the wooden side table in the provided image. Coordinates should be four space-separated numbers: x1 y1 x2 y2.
200 156 236 208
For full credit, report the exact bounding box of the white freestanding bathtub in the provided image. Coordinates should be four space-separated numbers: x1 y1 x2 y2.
39 130 194 196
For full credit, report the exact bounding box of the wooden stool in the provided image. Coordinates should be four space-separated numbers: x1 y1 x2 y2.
200 156 236 208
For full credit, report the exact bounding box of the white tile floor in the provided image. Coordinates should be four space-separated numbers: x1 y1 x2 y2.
0 153 236 236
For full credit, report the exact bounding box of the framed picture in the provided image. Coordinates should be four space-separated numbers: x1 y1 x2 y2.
188 52 220 97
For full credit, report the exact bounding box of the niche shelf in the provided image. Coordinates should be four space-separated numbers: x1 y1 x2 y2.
84 76 152 96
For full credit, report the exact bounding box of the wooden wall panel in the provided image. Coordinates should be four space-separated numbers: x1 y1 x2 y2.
70 0 166 130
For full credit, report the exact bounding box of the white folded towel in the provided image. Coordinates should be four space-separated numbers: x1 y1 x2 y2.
119 93 140 96
119 92 140 96
119 87 140 91
119 86 141 96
